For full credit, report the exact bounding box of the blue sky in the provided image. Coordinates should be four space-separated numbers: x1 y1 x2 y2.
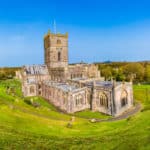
0 0 150 66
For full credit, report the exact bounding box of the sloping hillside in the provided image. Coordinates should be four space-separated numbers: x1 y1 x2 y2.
0 80 150 150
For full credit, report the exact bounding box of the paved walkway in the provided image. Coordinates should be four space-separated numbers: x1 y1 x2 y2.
93 103 142 123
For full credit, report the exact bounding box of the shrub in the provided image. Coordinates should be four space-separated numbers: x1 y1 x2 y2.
24 98 32 105
126 116 132 122
66 122 73 128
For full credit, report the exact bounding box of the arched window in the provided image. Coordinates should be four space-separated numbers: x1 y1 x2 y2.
121 90 128 107
39 91 41 95
75 94 83 106
38 84 41 89
57 39 61 44
99 92 108 108
30 86 35 94
58 52 61 61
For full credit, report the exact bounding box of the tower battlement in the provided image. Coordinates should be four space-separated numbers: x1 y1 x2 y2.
44 30 68 39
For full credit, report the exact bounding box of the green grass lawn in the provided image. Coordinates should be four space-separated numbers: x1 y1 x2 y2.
74 109 112 119
0 79 150 150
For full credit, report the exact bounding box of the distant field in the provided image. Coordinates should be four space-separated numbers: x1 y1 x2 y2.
133 84 150 102
0 80 149 150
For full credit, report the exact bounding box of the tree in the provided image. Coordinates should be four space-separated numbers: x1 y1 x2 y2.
101 67 112 80
115 72 126 81
0 67 20 80
111 68 125 81
145 65 150 82
123 63 145 82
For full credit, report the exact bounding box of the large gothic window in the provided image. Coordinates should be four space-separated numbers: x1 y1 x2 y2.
98 92 108 108
121 90 128 107
58 52 61 61
75 94 83 106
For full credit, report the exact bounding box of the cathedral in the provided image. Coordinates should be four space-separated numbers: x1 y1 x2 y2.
18 30 134 116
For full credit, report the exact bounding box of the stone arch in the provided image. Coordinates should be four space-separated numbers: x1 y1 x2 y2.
75 94 83 106
98 92 108 108
120 90 128 107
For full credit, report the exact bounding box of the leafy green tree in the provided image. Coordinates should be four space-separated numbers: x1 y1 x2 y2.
123 63 145 82
101 67 112 80
145 65 150 82
111 68 125 81
115 72 126 81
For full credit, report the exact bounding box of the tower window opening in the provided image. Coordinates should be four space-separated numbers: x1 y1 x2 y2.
58 52 61 61
57 39 61 44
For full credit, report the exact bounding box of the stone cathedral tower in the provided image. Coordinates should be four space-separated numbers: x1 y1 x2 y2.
44 30 69 81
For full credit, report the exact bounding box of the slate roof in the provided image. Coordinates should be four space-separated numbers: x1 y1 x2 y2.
44 81 78 92
85 81 122 89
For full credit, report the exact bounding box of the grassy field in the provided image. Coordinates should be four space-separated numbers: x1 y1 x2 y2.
74 109 112 119
0 80 150 150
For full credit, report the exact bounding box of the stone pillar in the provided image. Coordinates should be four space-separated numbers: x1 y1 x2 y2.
112 85 116 116
91 87 97 112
